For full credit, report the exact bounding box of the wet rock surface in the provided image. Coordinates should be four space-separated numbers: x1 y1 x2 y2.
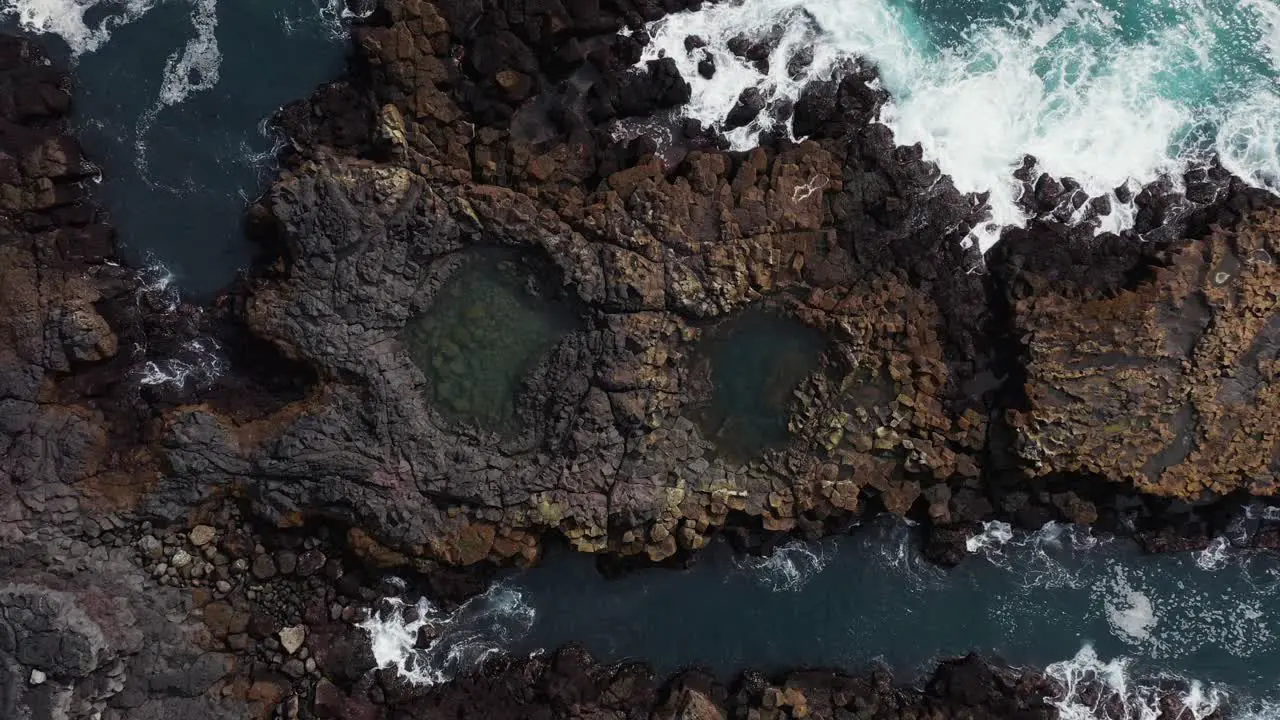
1003 210 1280 499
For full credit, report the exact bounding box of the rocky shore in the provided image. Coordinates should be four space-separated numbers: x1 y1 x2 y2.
196 0 1280 571
2 0 1279 712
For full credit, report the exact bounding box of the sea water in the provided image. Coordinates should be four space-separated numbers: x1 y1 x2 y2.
639 0 1280 250
362 516 1280 718
1 0 354 297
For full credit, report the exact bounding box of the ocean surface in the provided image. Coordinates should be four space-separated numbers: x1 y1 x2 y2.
363 515 1280 719
641 0 1280 250
0 0 353 298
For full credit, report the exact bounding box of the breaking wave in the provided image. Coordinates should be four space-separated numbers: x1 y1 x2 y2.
0 0 156 56
967 520 1107 589
359 584 536 686
638 0 1280 250
1046 645 1229 720
965 519 1015 554
155 0 220 109
733 540 830 591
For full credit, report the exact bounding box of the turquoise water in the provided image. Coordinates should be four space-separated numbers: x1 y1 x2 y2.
643 0 1280 249
1 0 350 298
10 0 1280 288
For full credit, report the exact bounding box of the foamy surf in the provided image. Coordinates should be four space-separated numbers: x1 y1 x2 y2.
0 0 156 56
1046 645 1229 720
137 337 226 389
1090 560 1274 660
967 520 1103 589
966 520 1014 554
156 0 220 108
359 585 536 686
638 0 1280 250
132 0 224 177
733 540 830 591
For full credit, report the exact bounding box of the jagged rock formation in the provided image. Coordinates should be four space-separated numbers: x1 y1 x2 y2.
371 645 1210 720
0 36 256 720
144 0 1280 574
163 0 999 570
1005 211 1280 499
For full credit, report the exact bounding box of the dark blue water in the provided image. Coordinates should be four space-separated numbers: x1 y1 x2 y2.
362 517 1280 718
2 0 350 297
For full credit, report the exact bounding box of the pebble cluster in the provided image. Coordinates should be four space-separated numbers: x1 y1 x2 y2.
130 508 380 690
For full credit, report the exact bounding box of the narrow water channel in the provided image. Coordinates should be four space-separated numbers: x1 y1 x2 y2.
363 516 1280 718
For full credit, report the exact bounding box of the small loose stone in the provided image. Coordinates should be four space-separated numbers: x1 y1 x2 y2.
279 625 306 655
189 525 217 547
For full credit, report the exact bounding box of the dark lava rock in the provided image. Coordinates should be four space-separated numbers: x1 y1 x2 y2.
251 554 279 580
276 549 298 575
1088 193 1113 218
787 45 814 78
724 86 766 129
297 549 327 577
697 55 716 79
1033 173 1064 210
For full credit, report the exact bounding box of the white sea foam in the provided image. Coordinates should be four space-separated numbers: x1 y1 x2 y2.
0 0 157 56
1244 0 1280 74
638 0 1280 251
969 521 1102 589
965 520 1014 553
1090 561 1274 659
134 0 223 173
314 0 372 38
735 540 829 591
1194 537 1232 572
157 0 220 108
1046 645 1227 720
137 337 226 389
1245 503 1280 522
359 584 535 686
1103 570 1158 645
870 516 945 590
136 259 180 312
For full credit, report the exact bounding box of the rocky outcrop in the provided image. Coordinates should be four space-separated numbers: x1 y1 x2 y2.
152 0 1010 571
0 35 268 720
1 35 136 536
146 0 1279 574
1005 209 1280 499
368 644 1215 720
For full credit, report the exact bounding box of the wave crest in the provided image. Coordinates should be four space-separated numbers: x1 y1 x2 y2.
734 540 830 591
359 584 536 686
637 0 1280 250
